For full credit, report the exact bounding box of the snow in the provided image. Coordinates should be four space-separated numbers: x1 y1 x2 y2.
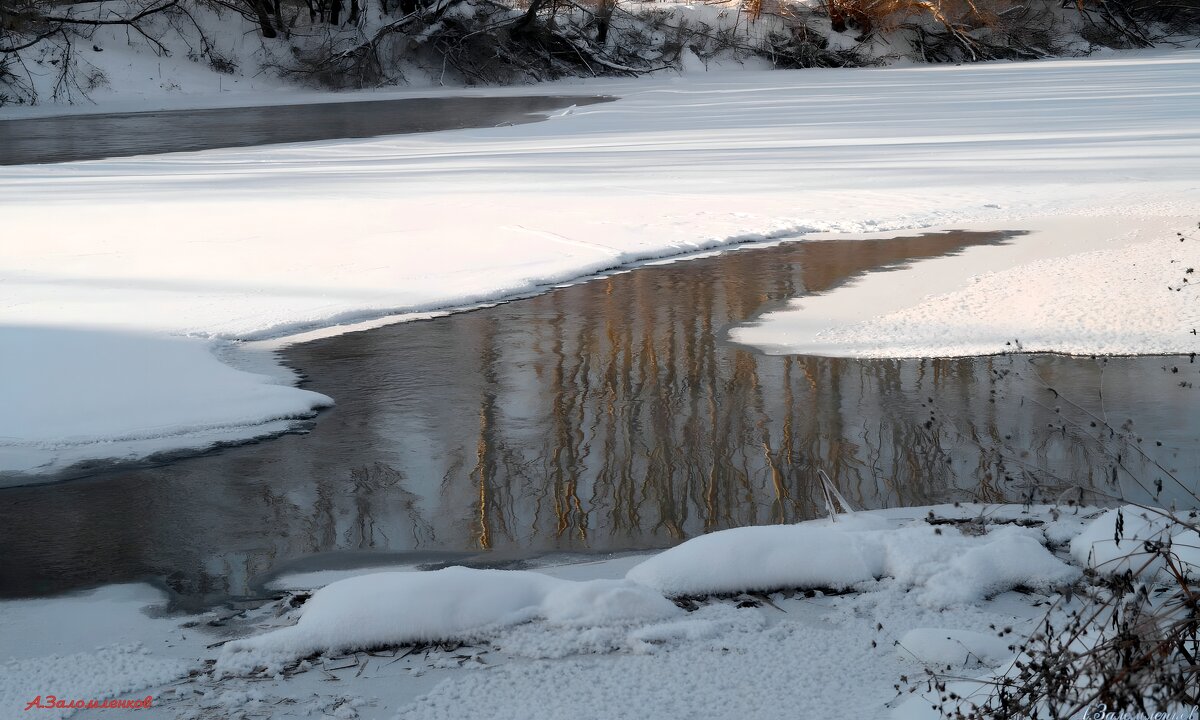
0 584 201 720
265 554 658 596
222 508 1078 676
1069 505 1200 577
0 646 188 720
0 326 331 477
396 611 901 720
625 514 1079 605
0 584 180 661
0 504 1177 719
4 51 1200 474
896 628 1015 669
624 519 886 595
218 567 681 672
2 506 1180 720
0 0 778 117
735 218 1200 358
0 1 331 115
915 531 1080 606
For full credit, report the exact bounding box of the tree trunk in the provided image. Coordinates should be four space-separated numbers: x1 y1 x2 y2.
513 0 548 33
248 0 278 37
596 0 613 44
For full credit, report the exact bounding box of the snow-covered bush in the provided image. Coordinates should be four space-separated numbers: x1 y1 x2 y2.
4 0 1198 104
925 507 1200 718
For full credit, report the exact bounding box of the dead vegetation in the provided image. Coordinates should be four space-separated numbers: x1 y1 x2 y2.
904 231 1200 718
909 507 1200 719
278 0 669 88
0 0 238 103
271 0 876 90
230 0 1200 89
6 0 1199 104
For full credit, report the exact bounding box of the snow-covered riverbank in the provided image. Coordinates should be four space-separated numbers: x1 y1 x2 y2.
729 214 1200 357
0 503 1172 719
3 50 1199 478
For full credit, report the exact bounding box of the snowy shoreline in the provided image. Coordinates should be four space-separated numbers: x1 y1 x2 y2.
729 215 1200 358
3 41 1200 720
0 503 1181 719
3 51 1200 476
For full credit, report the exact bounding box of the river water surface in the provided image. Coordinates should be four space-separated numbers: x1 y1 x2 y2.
1 230 1197 604
0 94 612 164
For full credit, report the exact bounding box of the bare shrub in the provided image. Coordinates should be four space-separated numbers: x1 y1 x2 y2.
913 226 1200 717
0 0 205 104
1130 0 1200 32
916 506 1200 719
0 52 19 105
803 0 1074 60
760 12 874 67
276 0 668 89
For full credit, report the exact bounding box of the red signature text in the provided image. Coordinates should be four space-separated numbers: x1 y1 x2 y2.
25 695 154 711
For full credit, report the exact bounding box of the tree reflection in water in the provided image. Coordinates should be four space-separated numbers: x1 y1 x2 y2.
2 230 1197 603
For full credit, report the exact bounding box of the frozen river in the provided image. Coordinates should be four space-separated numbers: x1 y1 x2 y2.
2 228 1196 604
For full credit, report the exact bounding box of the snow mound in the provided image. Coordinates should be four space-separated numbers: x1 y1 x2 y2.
218 567 680 672
916 533 1081 606
541 579 680 626
626 517 1079 606
624 523 883 596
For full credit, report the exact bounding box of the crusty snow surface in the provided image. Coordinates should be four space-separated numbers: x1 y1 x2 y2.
3 50 1199 476
732 217 1200 358
0 504 1158 720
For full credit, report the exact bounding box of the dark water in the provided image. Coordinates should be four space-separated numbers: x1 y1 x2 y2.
1 230 1198 604
0 95 612 165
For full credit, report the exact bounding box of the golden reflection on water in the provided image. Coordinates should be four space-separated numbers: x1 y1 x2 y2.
336 230 1188 556
2 230 1197 601
451 232 1000 549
